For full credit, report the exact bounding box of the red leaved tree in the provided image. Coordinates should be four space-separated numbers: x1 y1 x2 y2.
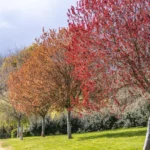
67 0 150 149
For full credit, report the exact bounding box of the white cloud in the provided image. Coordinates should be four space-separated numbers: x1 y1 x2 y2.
0 21 16 29
0 0 59 19
0 0 77 55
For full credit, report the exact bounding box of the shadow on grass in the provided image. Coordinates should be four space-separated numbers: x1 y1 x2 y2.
78 129 146 141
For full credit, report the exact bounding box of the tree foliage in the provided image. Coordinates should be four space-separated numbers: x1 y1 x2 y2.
67 0 150 106
7 28 81 138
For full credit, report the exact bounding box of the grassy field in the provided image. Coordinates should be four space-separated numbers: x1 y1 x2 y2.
1 127 147 150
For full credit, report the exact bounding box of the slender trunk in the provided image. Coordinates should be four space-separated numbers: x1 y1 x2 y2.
20 126 23 140
143 116 150 150
17 119 21 138
67 110 72 139
17 118 23 140
41 116 45 137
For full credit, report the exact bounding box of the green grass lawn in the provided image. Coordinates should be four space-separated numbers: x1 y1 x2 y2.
1 127 147 150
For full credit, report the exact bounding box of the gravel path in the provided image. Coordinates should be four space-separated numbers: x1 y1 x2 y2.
0 142 5 150
0 141 11 150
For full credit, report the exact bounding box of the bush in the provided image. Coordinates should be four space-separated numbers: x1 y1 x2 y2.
29 104 150 136
102 114 118 130
30 114 82 136
81 113 103 132
0 127 11 139
23 129 32 137
71 116 82 133
56 114 82 134
122 109 149 128
11 128 32 138
56 114 67 134
11 128 17 138
29 122 41 136
45 118 58 135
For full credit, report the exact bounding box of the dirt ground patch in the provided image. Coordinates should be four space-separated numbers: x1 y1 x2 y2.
0 141 11 150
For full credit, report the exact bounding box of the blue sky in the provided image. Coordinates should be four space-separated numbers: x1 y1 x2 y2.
0 0 77 56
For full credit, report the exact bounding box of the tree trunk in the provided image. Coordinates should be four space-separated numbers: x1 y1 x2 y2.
17 118 23 140
143 116 150 150
67 110 72 139
17 118 21 138
41 116 45 137
20 126 23 140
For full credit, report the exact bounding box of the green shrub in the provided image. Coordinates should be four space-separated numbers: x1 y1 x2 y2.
45 118 58 135
23 129 32 137
11 128 17 138
30 115 82 135
29 104 150 135
81 113 103 132
0 127 11 139
102 114 118 130
56 114 67 134
29 123 41 136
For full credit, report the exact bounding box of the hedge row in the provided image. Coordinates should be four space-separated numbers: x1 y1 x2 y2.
28 105 149 136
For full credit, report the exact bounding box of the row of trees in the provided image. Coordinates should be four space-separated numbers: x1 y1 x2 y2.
7 29 81 139
0 0 149 149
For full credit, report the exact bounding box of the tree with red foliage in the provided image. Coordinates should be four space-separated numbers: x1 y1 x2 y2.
67 0 150 149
